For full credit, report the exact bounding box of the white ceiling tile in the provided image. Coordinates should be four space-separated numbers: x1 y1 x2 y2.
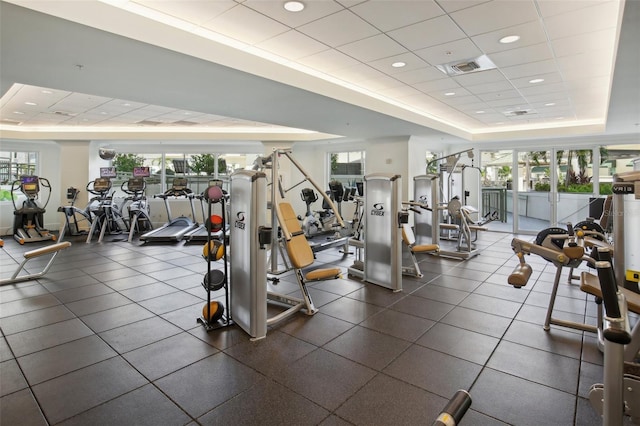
488 42 553 68
387 15 466 51
336 0 367 8
471 19 548 54
414 78 461 94
510 72 564 89
297 48 362 72
297 9 379 47
393 67 449 85
201 4 289 45
551 27 616 58
242 0 344 27
441 94 481 106
450 0 539 37
518 82 567 98
500 59 558 79
519 92 568 104
50 93 112 113
377 85 424 100
465 80 515 95
360 75 405 91
436 0 492 14
484 96 529 108
557 52 613 79
414 38 483 66
477 89 523 102
428 87 472 100
544 1 621 40
537 0 613 17
133 0 236 25
337 34 407 63
331 63 388 83
452 69 505 86
350 0 445 32
367 53 430 75
257 30 329 60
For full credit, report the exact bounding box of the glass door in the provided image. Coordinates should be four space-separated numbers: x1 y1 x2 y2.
514 150 553 233
479 149 513 232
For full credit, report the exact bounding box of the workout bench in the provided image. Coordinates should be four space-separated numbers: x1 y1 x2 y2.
273 202 342 320
0 241 72 285
401 223 439 278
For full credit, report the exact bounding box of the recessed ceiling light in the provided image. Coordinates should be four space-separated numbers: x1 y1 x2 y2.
13 111 25 115
122 103 131 107
391 61 406 68
444 92 456 96
529 78 545 84
545 102 556 106
475 110 485 114
100 111 108 115
24 101 37 106
41 90 53 94
499 35 520 44
284 1 304 12
556 116 564 120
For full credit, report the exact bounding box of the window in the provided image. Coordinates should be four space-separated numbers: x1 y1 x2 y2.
329 151 364 188
110 152 260 197
0 151 38 201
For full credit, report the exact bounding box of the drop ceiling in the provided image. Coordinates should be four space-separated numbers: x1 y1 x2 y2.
0 0 638 143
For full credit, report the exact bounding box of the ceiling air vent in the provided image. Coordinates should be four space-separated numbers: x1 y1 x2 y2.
171 120 198 126
52 110 76 117
1 118 22 125
451 61 480 73
436 54 497 76
504 109 537 117
136 120 163 126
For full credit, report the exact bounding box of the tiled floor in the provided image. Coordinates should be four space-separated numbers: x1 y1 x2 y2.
0 231 609 425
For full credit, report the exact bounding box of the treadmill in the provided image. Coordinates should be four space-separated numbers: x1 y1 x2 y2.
140 177 198 243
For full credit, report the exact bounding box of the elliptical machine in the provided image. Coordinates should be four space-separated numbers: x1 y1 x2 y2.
11 175 56 244
121 168 153 243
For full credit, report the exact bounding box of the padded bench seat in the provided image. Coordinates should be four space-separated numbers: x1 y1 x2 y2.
581 271 640 314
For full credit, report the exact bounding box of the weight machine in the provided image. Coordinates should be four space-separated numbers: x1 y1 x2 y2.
347 173 404 292
229 165 342 340
253 149 346 274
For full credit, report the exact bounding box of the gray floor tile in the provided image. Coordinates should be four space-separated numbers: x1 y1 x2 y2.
336 374 446 426
416 322 499 365
32 356 148 424
225 330 316 376
138 291 203 314
390 294 455 321
276 312 354 346
155 352 262 418
52 283 114 304
17 335 117 385
360 308 435 342
1 358 29 396
123 332 218 380
412 283 470 305
65 292 133 317
98 316 182 353
80 303 155 333
383 345 482 398
440 306 512 338
0 293 61 319
471 368 576 426
0 388 48 426
345 284 407 307
57 384 191 426
198 377 329 426
458 293 522 318
6 318 94 357
324 325 411 370
320 297 384 324
274 348 377 411
0 304 76 335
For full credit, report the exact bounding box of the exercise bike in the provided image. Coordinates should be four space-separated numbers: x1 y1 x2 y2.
11 175 57 244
